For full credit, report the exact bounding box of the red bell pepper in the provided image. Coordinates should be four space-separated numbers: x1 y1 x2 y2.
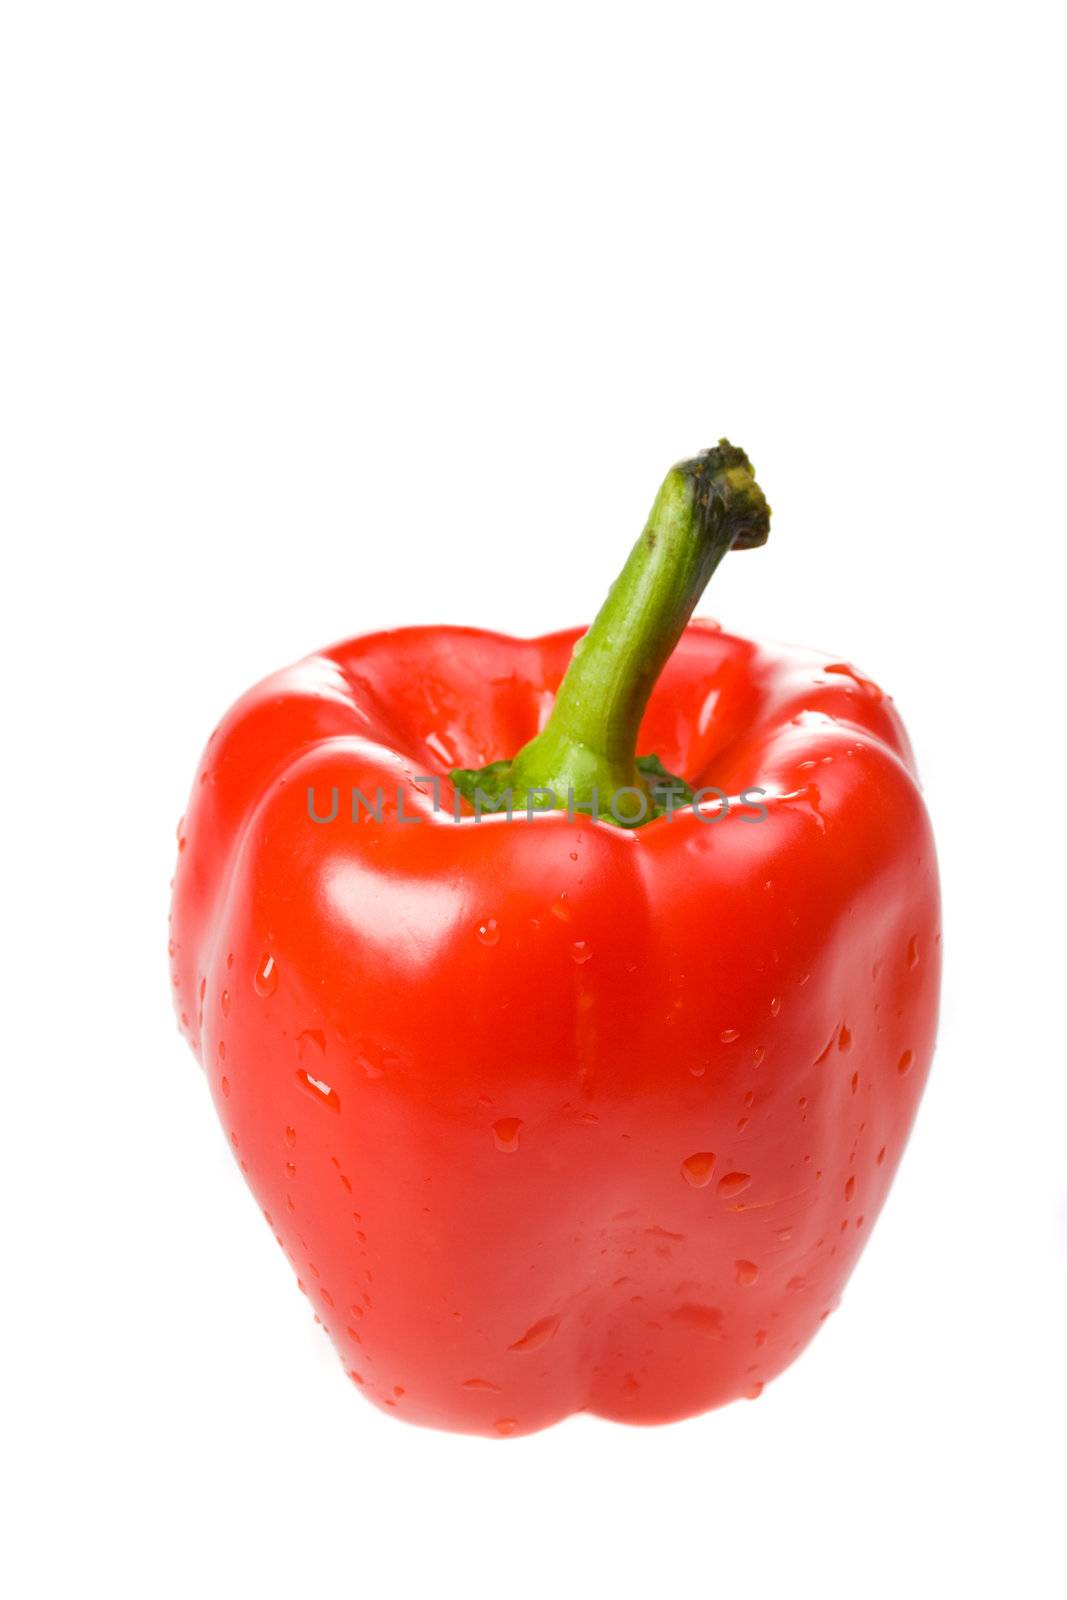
170 442 939 1436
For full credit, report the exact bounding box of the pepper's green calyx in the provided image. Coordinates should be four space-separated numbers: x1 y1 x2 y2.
452 439 770 827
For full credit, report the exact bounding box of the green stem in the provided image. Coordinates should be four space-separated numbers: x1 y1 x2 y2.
452 439 770 826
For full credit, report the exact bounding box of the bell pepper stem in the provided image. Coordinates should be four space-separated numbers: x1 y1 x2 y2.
453 440 770 825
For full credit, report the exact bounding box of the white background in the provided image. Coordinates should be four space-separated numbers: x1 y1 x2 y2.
3 4 1064 1596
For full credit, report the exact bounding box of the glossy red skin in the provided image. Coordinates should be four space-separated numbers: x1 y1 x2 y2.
170 621 940 1437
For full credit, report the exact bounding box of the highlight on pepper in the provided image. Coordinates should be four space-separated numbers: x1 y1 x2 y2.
169 439 940 1437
